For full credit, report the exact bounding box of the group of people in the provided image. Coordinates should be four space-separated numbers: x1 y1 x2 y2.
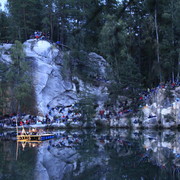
0 114 41 127
98 107 133 120
30 30 64 49
0 80 179 127
141 81 180 104
30 31 50 40
97 81 180 121
0 104 83 127
45 104 82 125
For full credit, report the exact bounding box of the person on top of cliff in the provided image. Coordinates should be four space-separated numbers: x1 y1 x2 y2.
99 110 105 119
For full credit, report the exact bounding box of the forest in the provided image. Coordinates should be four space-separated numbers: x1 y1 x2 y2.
0 0 180 113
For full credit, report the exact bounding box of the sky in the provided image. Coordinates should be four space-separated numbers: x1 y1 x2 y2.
0 0 7 11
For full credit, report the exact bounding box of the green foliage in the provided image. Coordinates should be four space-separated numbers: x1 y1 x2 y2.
0 61 9 112
62 50 101 85
99 14 142 99
0 0 179 99
61 52 72 80
99 15 127 63
118 56 141 89
0 11 10 42
78 94 97 123
164 85 174 100
7 0 43 41
6 40 36 114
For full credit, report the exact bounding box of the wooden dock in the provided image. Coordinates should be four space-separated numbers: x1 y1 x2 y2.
17 134 54 141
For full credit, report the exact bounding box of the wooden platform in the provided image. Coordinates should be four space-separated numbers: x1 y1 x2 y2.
17 134 54 141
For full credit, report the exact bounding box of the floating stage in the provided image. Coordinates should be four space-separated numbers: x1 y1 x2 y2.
17 134 55 141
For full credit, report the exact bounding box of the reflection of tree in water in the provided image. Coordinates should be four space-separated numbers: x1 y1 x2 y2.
0 141 16 179
141 130 180 180
100 137 159 180
0 141 37 180
75 130 179 180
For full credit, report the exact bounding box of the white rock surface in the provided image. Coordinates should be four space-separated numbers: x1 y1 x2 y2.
141 86 180 128
24 40 77 115
0 43 13 63
23 40 109 116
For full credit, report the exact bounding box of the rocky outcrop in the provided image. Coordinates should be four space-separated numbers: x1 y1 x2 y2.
140 86 180 128
23 39 77 115
1 40 179 129
23 40 109 116
0 43 13 63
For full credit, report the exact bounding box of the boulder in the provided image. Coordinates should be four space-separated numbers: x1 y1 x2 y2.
142 117 158 128
69 121 83 128
109 117 129 127
142 105 151 118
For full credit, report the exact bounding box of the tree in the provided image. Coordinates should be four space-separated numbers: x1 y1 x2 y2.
99 15 141 99
7 40 36 114
41 0 56 41
7 0 43 41
0 61 9 114
0 11 9 43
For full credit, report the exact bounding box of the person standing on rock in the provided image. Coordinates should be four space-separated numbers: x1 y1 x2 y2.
99 110 105 119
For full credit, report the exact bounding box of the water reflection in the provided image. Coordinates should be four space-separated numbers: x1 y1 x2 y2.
18 141 42 151
0 138 37 180
0 129 179 180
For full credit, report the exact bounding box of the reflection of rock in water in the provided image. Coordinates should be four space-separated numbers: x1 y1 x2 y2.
34 143 109 179
142 129 180 176
34 130 180 180
34 143 77 180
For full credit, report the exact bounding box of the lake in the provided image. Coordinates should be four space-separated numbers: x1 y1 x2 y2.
0 129 179 180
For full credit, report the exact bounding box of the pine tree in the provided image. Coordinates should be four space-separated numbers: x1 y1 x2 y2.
7 40 36 113
7 0 43 41
99 15 141 98
0 61 9 114
0 11 9 43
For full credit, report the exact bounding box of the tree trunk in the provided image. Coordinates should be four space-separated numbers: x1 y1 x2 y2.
171 0 175 83
172 71 175 83
50 13 54 40
177 51 180 80
60 16 65 46
22 3 27 40
18 27 21 40
154 0 162 83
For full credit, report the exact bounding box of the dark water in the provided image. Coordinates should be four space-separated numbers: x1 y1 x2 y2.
0 129 179 180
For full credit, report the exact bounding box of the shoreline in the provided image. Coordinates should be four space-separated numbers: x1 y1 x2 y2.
1 123 180 131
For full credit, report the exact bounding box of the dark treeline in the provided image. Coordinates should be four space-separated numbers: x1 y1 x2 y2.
0 0 180 113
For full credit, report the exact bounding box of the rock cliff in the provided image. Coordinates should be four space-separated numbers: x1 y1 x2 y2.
0 40 109 116
0 40 179 129
140 86 180 128
23 40 109 116
24 39 77 115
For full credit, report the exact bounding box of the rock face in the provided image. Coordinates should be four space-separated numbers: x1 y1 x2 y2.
23 39 76 115
23 40 109 116
0 43 13 63
1 40 179 129
140 86 180 128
